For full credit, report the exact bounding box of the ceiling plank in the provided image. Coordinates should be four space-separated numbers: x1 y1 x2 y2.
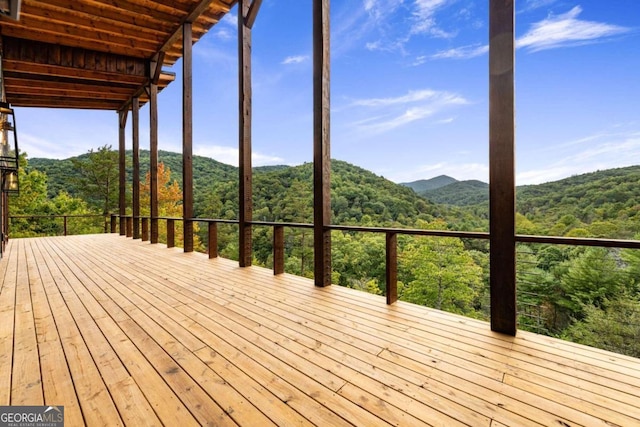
3 59 146 85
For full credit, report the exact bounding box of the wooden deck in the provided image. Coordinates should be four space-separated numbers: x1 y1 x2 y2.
1 235 639 426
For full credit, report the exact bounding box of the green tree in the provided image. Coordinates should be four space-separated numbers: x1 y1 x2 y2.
71 145 119 215
399 221 483 316
562 294 640 357
558 247 623 319
10 155 100 236
140 162 202 251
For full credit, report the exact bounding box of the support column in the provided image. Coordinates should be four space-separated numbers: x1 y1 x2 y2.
313 0 331 287
149 82 159 244
132 97 140 239
489 0 516 335
238 0 252 267
183 22 194 253
118 110 127 236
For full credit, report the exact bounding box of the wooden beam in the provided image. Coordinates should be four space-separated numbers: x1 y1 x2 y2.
2 14 159 53
2 60 145 85
30 0 175 32
158 0 230 54
183 23 194 253
245 0 263 29
238 0 253 267
149 83 159 244
489 0 516 336
132 97 141 240
151 52 166 85
118 110 128 236
0 26 154 59
313 0 332 287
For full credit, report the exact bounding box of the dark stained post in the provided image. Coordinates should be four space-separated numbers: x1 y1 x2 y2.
183 22 194 253
313 0 331 287
208 222 218 259
149 82 159 244
126 216 133 237
110 215 117 233
238 0 253 267
141 217 149 241
118 109 127 236
273 225 284 275
489 0 516 335
167 219 175 248
63 216 68 237
132 97 140 239
386 232 398 304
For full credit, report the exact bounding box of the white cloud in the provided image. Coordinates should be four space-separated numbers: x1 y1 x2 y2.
517 130 640 184
430 44 488 60
425 6 630 62
351 89 462 107
281 55 309 65
347 89 469 134
213 12 237 40
20 132 113 160
410 0 455 36
517 6 630 52
518 0 559 14
194 145 284 167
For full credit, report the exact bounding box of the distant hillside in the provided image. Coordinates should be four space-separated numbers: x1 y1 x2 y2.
29 150 237 199
400 175 457 193
423 180 489 206
516 165 640 229
27 151 439 227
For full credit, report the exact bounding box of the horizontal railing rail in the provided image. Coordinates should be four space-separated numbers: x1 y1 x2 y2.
110 214 640 307
9 214 110 237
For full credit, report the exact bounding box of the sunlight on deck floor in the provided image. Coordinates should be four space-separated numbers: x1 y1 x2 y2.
1 234 639 426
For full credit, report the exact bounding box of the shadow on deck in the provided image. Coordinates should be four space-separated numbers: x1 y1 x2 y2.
1 234 639 426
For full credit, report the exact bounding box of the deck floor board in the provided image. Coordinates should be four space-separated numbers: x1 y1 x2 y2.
1 234 639 427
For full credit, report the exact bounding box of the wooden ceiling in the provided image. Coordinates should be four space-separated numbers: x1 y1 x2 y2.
0 0 237 110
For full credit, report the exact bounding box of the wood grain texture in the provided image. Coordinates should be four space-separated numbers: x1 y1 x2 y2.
1 0 234 109
1 234 639 426
238 0 253 267
489 0 516 335
313 0 331 287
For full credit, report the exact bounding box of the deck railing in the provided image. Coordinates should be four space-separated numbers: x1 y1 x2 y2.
110 214 640 310
9 214 110 237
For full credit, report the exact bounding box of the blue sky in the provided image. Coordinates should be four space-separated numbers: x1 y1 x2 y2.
15 0 640 185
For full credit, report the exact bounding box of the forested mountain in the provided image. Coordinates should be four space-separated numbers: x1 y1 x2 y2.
400 175 456 193
420 180 489 206
18 150 640 357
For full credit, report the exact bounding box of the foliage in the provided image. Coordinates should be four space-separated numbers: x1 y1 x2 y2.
399 220 484 316
562 294 640 358
139 162 203 251
9 155 102 237
19 149 640 357
71 145 120 215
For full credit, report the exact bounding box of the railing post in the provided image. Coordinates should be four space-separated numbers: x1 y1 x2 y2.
386 232 398 305
208 222 218 259
111 215 117 233
126 217 133 238
63 216 68 236
274 225 284 275
167 219 175 248
142 218 149 241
